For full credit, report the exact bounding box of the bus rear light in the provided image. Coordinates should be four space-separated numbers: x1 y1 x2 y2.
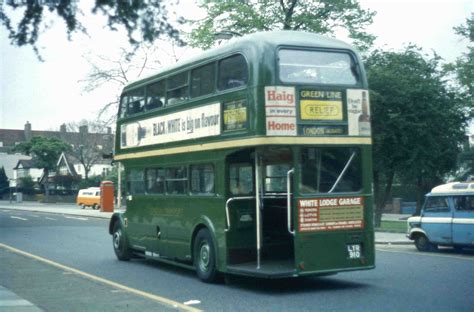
299 262 305 270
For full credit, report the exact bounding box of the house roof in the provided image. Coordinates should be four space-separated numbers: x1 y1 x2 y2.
0 128 114 153
57 152 78 176
13 159 38 169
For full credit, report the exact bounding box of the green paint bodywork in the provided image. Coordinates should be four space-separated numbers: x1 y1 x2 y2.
111 31 375 278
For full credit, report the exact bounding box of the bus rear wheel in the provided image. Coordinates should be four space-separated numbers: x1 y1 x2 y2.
112 222 131 261
193 228 217 283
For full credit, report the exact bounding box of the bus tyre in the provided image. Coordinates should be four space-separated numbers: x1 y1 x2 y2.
193 229 217 283
112 222 131 261
414 234 436 252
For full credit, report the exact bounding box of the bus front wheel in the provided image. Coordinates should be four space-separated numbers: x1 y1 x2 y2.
193 228 217 283
112 222 131 261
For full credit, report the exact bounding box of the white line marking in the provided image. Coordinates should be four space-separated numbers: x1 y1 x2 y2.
64 216 89 221
377 247 474 261
0 299 34 307
10 216 28 221
45 217 57 221
184 300 201 306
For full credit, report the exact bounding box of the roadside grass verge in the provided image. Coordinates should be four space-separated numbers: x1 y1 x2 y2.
376 220 406 233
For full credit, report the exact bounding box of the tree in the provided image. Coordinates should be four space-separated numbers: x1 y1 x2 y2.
0 1 183 58
188 0 376 50
18 176 36 195
66 119 113 179
13 136 72 199
0 167 9 196
447 13 474 110
365 46 469 226
80 41 191 125
444 13 474 184
456 144 474 181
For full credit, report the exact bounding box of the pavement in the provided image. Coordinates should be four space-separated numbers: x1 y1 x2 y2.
0 200 412 245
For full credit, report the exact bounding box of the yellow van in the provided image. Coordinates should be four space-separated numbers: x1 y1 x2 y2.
76 187 101 210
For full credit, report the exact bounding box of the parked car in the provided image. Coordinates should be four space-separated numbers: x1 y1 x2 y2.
76 187 101 210
407 182 474 251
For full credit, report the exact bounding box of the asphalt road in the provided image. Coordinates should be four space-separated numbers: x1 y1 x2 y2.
1 209 473 312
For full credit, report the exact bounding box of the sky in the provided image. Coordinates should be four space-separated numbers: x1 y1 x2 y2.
0 0 472 132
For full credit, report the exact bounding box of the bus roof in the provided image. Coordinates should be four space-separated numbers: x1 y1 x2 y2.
428 182 474 196
123 30 359 91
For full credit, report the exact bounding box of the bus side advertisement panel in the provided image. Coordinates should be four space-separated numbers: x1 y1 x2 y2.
265 86 297 136
298 197 364 232
120 103 221 149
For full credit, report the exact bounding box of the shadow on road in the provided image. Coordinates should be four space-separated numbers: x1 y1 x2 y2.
130 257 371 293
223 275 370 294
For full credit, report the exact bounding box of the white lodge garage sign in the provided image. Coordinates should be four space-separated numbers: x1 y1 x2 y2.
298 197 364 232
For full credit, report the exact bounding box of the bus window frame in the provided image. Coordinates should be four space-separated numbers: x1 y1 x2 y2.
166 71 190 105
298 147 363 195
191 63 216 98
117 53 250 121
190 163 216 195
276 46 361 87
217 53 249 91
146 80 165 111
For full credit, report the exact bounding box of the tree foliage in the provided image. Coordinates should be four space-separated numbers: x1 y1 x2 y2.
13 136 72 197
446 14 474 182
189 0 375 50
365 46 469 224
18 176 36 195
449 13 474 103
81 41 191 124
0 167 9 196
0 0 182 58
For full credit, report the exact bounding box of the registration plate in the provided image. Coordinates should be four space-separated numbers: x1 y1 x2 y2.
347 244 362 259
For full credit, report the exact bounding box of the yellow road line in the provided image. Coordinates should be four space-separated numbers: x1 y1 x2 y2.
0 243 202 312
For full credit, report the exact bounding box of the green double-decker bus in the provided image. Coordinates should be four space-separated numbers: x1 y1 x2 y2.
110 31 375 282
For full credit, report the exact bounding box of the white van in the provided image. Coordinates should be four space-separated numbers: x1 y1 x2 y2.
76 187 101 210
407 182 474 251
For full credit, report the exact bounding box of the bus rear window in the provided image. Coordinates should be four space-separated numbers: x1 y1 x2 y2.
279 49 358 85
299 147 361 194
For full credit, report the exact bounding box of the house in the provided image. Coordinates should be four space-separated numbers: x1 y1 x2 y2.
13 159 43 184
0 153 31 181
1 122 115 194
47 152 113 194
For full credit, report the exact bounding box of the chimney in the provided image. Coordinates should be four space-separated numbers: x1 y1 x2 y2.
24 121 32 140
79 125 88 134
60 123 67 140
79 125 88 142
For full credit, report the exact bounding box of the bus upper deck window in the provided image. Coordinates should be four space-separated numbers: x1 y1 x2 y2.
119 95 128 119
146 81 165 111
191 63 215 98
127 88 146 115
279 49 358 85
218 54 248 90
166 72 189 105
